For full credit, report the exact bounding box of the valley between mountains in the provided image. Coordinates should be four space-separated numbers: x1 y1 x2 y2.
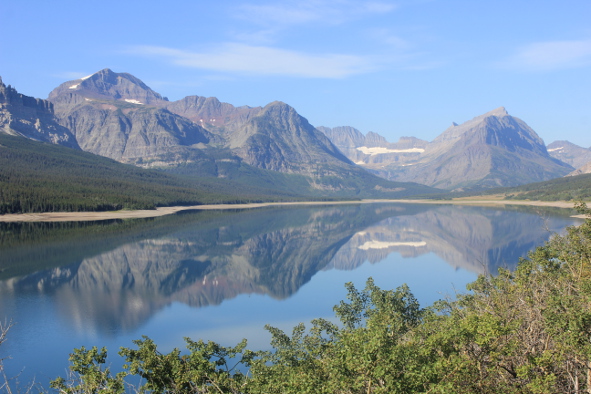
1 68 591 215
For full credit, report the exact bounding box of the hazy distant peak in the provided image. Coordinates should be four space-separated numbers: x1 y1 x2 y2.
485 107 508 117
260 101 296 117
265 100 289 108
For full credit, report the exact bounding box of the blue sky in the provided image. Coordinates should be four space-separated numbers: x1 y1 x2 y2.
2 0 590 147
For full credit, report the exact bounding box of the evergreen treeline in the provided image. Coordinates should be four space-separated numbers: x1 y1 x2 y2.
0 134 308 214
435 173 591 202
38 203 591 393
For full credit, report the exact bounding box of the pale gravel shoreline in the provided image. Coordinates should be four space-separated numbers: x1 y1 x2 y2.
0 199 584 223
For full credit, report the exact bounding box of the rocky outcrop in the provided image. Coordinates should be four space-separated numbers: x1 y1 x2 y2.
0 77 79 148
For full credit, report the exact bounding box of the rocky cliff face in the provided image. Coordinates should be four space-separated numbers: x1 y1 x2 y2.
0 77 79 148
165 95 261 136
54 101 212 164
230 101 353 174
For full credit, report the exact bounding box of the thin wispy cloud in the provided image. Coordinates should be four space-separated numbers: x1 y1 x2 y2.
234 0 398 28
128 44 376 78
53 71 90 80
501 39 591 71
368 28 411 49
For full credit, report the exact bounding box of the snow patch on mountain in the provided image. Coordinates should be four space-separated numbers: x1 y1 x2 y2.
357 146 425 155
124 99 144 105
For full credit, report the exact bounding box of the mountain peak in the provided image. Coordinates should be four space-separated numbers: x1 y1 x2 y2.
484 106 508 117
48 69 165 105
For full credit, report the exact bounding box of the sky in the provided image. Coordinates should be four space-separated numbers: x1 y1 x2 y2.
1 0 590 147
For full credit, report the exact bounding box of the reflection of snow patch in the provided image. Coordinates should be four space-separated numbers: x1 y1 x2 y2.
69 84 79 89
124 99 144 105
356 146 425 155
355 161 366 165
358 240 426 250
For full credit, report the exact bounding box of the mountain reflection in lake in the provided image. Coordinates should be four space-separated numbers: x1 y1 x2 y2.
0 203 582 386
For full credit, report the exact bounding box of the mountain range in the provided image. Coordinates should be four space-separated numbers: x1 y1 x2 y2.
2 68 590 207
319 108 576 191
43 69 436 198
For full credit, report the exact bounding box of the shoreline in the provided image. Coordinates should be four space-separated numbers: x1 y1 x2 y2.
0 199 584 223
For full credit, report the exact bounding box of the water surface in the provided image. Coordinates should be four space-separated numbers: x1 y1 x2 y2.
0 203 581 387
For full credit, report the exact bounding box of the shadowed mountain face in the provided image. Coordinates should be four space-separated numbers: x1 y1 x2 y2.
0 77 79 148
0 203 577 334
321 108 573 191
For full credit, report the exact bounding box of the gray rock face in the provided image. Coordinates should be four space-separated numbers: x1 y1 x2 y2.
322 107 573 190
230 101 352 174
547 140 591 170
48 71 213 165
398 107 572 190
0 77 79 148
54 100 212 164
165 95 261 136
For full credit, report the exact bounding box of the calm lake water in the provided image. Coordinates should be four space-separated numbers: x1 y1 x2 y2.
0 202 583 388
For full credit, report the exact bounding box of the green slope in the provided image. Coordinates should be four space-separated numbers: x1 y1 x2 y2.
0 134 308 214
424 173 591 202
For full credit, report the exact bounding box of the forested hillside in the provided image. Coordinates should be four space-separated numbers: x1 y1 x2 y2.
438 173 591 202
0 134 305 214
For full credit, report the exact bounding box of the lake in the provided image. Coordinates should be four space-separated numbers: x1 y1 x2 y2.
0 202 582 389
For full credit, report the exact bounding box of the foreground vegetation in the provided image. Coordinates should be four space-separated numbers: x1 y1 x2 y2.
10 202 579 392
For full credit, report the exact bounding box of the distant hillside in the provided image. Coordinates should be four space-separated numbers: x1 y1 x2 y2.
437 172 591 202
